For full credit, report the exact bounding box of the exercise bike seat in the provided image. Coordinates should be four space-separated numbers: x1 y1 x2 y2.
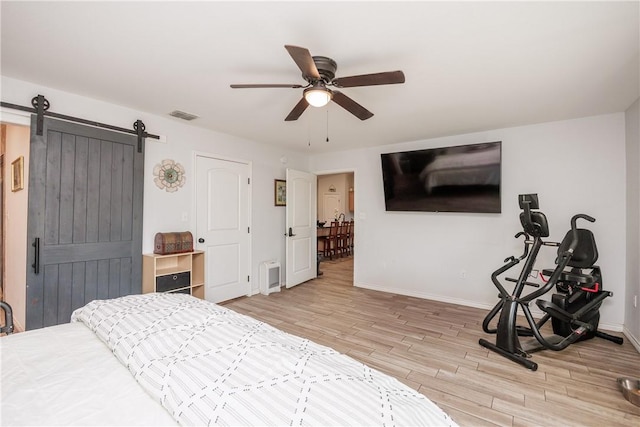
541 268 598 284
542 228 600 285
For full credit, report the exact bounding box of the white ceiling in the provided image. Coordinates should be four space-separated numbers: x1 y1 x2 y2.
1 1 638 153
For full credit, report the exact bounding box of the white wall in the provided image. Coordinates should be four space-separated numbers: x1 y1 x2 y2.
625 98 640 348
1 76 308 296
311 114 628 330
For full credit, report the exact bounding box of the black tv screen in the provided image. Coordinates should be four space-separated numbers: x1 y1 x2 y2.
381 141 501 213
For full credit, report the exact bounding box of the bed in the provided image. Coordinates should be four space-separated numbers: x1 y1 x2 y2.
418 144 501 194
1 293 457 426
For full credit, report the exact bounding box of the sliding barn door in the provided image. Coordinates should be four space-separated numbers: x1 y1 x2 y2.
25 116 145 330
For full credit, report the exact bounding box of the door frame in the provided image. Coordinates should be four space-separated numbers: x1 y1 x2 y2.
192 151 252 299
1 108 36 330
314 168 357 280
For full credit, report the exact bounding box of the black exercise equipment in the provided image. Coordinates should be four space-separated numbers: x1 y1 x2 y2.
479 194 623 371
1 301 14 335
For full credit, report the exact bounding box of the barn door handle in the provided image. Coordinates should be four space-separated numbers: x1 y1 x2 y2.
32 237 40 275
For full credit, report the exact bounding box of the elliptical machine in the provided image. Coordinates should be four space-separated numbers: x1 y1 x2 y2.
479 194 623 371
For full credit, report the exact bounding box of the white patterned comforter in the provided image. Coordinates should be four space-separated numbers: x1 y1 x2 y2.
71 293 457 426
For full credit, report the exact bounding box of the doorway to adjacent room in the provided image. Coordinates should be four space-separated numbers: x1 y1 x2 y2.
316 171 355 284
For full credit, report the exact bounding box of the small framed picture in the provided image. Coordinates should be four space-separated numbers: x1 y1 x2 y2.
11 156 24 192
274 179 286 206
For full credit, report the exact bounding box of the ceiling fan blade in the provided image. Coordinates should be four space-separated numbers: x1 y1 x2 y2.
284 98 309 121
284 45 320 80
230 83 304 89
331 91 374 120
332 70 405 88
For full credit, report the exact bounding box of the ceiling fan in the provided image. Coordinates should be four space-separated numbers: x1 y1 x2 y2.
230 45 405 121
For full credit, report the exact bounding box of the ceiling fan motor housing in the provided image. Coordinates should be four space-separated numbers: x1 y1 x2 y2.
310 56 337 83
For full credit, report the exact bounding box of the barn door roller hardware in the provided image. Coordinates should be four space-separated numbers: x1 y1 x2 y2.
1 95 160 152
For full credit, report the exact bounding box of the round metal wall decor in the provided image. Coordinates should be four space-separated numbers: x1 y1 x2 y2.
154 159 186 193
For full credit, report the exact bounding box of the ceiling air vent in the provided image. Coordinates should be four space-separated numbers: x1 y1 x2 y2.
169 110 199 121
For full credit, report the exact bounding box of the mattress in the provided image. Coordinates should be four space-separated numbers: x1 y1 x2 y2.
1 322 177 426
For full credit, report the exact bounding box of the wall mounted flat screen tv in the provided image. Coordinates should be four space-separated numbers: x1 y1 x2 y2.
381 141 501 213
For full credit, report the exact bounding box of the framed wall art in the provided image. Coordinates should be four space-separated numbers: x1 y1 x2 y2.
11 156 24 192
274 179 286 206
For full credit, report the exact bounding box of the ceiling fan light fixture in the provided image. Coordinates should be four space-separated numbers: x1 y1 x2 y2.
304 85 332 107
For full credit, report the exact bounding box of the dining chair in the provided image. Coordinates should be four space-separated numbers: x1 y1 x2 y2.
340 220 352 257
346 220 354 255
322 221 339 260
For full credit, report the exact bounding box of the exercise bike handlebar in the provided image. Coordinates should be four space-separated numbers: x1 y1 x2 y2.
502 232 530 263
572 213 595 227
514 231 530 261
492 232 530 297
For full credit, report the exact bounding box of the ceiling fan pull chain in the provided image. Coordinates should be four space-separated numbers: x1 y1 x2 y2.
326 109 330 143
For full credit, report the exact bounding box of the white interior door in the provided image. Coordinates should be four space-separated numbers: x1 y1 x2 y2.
285 168 317 288
196 155 250 303
322 193 341 223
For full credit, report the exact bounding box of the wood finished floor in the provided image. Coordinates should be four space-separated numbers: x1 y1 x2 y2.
222 256 640 427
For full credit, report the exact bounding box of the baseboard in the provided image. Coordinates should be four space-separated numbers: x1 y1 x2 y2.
354 281 624 332
623 326 640 353
354 281 496 311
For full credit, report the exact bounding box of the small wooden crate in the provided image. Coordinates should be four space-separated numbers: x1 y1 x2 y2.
153 231 194 255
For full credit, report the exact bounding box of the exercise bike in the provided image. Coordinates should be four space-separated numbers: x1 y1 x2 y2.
478 194 623 371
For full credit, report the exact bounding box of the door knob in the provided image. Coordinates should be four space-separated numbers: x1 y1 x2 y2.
198 238 205 243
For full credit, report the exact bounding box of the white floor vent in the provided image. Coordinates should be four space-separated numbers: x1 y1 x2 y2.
260 261 281 295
